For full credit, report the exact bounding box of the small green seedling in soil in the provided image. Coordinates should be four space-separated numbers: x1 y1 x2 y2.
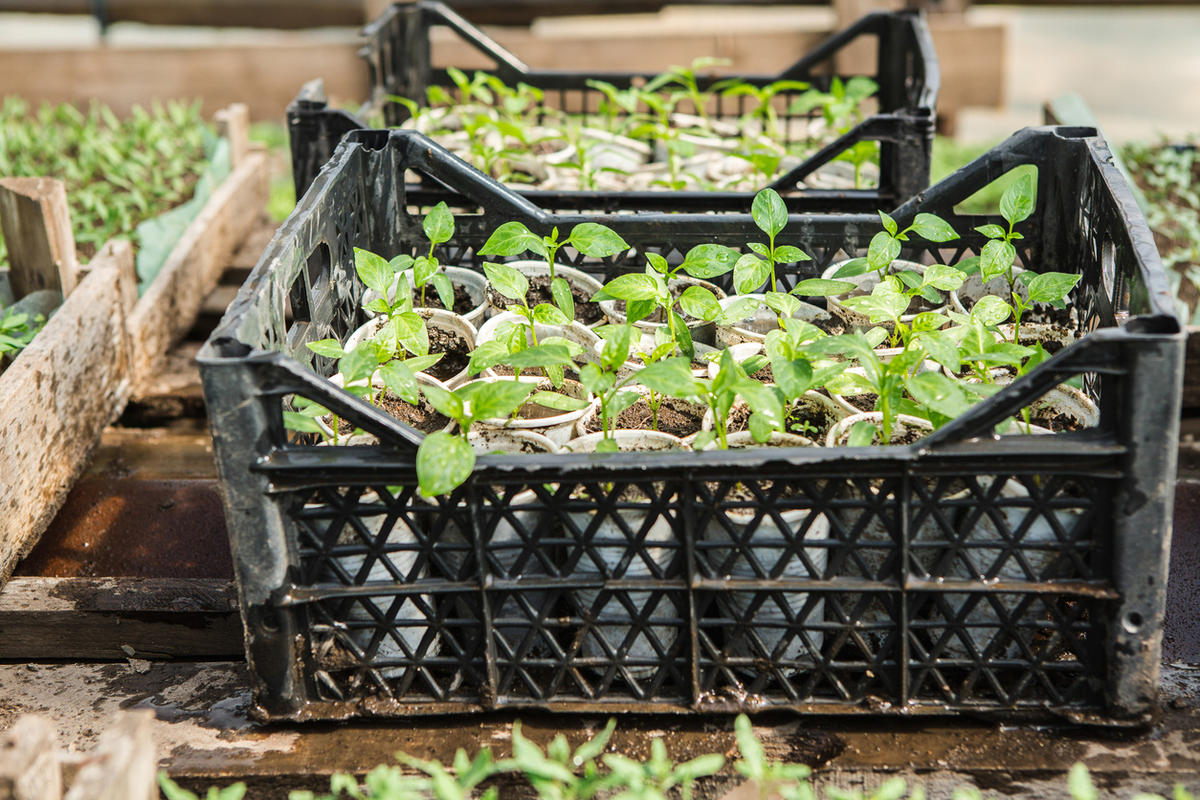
733 188 814 295
642 57 731 126
483 260 574 350
287 338 442 443
159 772 246 800
417 379 536 496
790 76 879 136
810 331 935 444
603 738 725 800
468 330 582 387
594 244 748 358
967 173 1080 344
479 219 628 322
579 324 644 451
395 746 503 800
732 714 813 800
584 79 642 136
839 263 963 347
506 719 619 800
637 350 784 449
714 79 812 141
730 141 785 189
829 210 959 281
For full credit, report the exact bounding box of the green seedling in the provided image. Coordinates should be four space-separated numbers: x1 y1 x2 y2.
642 57 731 125
287 339 442 444
416 379 536 496
482 75 545 127
714 78 812 141
445 66 495 107
584 79 642 136
732 715 813 800
733 188 814 294
809 330 938 444
158 772 246 800
829 210 959 281
506 719 619 800
478 220 628 326
0 98 210 264
0 309 44 360
731 141 785 189
839 263 963 347
595 245 750 358
637 350 784 449
603 738 725 800
468 329 582 387
356 203 455 313
965 173 1080 343
483 260 574 349
791 76 879 134
579 324 643 451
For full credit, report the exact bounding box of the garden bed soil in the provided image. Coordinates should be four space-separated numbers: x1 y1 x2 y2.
486 274 605 325
426 326 471 382
584 396 704 437
417 283 477 316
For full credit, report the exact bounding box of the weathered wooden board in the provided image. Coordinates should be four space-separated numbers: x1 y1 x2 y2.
0 241 136 586
0 178 79 298
0 577 241 660
0 43 368 122
0 716 60 800
126 113 268 393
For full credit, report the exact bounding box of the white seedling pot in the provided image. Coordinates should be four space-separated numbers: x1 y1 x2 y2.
947 371 1099 431
826 412 934 447
484 260 606 328
821 260 950 332
573 384 706 440
363 266 489 330
465 375 591 447
579 127 653 172
564 429 685 676
599 276 726 351
715 294 838 347
315 434 436 676
917 476 1085 660
463 429 560 651
697 431 828 667
700 389 848 443
346 308 479 389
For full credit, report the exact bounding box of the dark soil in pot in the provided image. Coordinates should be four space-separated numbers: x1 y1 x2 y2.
486 274 605 325
426 326 471 383
337 390 448 435
417 283 478 316
584 396 705 437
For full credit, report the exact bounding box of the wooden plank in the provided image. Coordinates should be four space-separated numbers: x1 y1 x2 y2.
0 716 60 800
126 121 269 393
0 578 241 660
0 0 366 28
215 103 250 169
929 18 1005 136
63 712 155 800
0 241 135 587
0 43 368 122
0 177 79 298
1183 326 1200 411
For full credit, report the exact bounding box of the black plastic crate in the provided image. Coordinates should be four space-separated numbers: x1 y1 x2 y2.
199 126 1181 724
288 0 938 213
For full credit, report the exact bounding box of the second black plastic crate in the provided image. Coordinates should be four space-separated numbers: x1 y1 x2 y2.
289 0 938 213
200 126 1180 724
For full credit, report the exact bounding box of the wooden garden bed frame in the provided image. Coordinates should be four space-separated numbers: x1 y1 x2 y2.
0 104 268 586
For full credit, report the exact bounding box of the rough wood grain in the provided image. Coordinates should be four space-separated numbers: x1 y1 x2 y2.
0 241 135 587
0 178 79 298
215 103 251 169
0 716 61 800
63 712 155 800
0 43 367 122
126 139 268 393
0 578 240 660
